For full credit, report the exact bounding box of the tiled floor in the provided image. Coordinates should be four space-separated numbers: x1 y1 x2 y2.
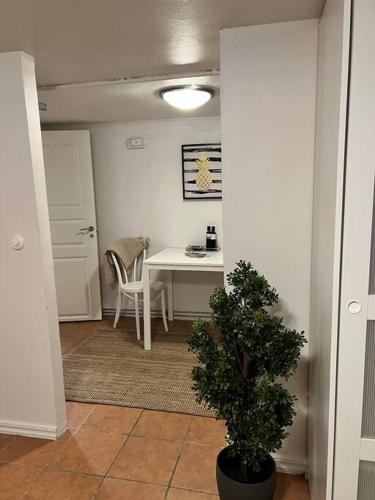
0 319 310 499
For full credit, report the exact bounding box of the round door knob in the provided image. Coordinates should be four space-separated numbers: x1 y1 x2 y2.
10 234 25 250
347 300 362 314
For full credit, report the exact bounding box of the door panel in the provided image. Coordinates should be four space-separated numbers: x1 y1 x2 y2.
50 220 86 247
308 1 351 498
361 322 375 439
333 0 375 498
54 258 91 316
44 145 83 207
42 130 102 321
358 461 375 500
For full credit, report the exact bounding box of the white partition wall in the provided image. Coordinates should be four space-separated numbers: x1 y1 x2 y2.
0 52 66 438
220 20 318 472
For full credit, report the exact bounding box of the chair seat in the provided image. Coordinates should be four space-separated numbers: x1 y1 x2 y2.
120 280 164 294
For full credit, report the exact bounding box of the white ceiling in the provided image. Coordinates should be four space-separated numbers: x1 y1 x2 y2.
1 0 324 122
1 0 324 85
39 75 220 123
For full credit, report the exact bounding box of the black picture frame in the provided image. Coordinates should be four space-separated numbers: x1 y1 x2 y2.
181 143 222 200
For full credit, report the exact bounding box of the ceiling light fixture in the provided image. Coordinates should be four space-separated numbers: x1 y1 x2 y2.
159 85 214 110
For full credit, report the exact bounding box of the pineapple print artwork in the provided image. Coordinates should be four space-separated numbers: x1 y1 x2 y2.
195 154 212 192
182 143 222 199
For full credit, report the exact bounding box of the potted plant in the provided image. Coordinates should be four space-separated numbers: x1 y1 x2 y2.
189 261 306 500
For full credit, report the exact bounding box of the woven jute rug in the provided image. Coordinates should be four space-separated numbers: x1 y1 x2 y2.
63 323 214 417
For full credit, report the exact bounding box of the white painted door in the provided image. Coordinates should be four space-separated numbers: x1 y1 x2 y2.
333 0 375 498
42 130 102 321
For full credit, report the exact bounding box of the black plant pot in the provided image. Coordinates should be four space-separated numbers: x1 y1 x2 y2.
216 447 276 500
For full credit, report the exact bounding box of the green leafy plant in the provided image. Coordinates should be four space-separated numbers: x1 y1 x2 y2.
189 261 306 482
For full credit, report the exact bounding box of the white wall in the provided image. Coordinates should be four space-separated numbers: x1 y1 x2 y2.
220 20 318 471
0 52 66 439
309 1 350 499
87 117 223 316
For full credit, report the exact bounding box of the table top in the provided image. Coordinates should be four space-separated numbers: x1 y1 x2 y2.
144 247 224 268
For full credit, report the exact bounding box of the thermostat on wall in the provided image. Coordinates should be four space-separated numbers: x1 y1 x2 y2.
126 137 147 149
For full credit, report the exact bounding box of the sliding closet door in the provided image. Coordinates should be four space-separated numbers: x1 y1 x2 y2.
308 0 351 498
334 0 375 498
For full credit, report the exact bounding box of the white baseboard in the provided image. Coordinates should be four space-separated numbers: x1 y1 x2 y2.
102 307 211 321
0 420 58 440
56 419 68 438
273 453 307 475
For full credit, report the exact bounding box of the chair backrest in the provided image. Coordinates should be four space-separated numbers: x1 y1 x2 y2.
110 248 147 286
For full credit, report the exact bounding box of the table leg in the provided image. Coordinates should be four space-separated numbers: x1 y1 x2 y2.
143 264 151 350
167 270 174 321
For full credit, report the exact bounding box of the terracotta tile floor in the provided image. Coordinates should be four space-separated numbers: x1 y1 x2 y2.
0 319 310 499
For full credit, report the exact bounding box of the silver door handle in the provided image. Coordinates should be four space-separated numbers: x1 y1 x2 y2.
79 225 95 233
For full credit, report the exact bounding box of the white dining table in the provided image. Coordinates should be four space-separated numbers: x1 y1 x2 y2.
142 247 224 350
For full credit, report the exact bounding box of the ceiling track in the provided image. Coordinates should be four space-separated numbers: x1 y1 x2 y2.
37 69 220 91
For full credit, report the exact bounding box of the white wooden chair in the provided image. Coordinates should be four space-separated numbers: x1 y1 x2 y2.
111 249 168 339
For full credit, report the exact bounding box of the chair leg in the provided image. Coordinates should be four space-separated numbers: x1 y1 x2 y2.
161 289 168 332
114 290 122 328
135 293 141 340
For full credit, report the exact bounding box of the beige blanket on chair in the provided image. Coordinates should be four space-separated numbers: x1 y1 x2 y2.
103 236 150 285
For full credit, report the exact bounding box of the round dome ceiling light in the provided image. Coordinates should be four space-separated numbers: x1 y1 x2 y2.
159 85 214 110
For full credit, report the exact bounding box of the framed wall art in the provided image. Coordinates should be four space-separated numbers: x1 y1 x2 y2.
181 143 222 200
